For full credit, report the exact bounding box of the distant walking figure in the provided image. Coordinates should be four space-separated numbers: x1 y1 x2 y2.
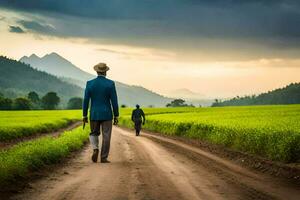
83 63 119 163
131 104 145 136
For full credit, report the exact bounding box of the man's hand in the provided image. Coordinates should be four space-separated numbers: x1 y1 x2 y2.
83 116 88 123
113 117 119 125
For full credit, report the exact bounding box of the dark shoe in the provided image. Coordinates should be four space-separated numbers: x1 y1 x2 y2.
92 149 99 163
101 158 111 163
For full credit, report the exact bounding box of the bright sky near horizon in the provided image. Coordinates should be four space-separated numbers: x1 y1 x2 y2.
0 1 300 98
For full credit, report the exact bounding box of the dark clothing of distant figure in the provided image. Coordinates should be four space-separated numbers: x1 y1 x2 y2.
83 75 119 160
131 108 145 136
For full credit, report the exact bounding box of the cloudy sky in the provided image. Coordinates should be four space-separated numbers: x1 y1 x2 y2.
0 0 300 98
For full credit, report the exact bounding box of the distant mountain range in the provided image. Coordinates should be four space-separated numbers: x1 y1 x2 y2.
19 53 172 107
3 53 297 108
162 88 213 107
212 83 300 106
163 88 205 100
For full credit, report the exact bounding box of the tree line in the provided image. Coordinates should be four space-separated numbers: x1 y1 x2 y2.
212 82 300 107
0 91 83 110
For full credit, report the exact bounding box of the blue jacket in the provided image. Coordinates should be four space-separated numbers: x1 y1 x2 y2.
83 76 119 120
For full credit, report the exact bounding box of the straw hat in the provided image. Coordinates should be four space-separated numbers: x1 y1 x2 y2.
93 63 110 72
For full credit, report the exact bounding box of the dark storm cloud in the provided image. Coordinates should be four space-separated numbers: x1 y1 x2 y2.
0 0 299 20
0 0 166 19
0 0 299 39
1 0 300 59
9 25 25 33
17 20 57 35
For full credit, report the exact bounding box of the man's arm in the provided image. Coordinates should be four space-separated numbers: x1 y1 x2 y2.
110 82 119 118
141 110 145 124
82 82 90 120
131 110 135 122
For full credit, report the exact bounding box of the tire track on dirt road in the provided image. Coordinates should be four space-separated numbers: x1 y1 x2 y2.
10 127 300 200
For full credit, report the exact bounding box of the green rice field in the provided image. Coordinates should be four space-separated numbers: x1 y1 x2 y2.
0 126 89 184
119 105 300 163
0 105 299 186
0 110 81 141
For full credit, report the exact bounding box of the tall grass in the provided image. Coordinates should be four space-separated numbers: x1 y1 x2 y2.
0 110 81 141
0 126 89 185
119 105 300 162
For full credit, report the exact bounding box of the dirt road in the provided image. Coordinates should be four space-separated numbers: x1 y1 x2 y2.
12 127 300 200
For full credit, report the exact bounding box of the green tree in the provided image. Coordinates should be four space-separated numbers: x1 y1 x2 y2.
67 97 83 109
211 99 221 107
42 92 60 110
0 97 13 110
166 99 187 107
28 91 40 109
28 91 40 104
13 97 31 110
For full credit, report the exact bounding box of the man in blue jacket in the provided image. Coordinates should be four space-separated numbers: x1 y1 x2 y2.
83 63 119 163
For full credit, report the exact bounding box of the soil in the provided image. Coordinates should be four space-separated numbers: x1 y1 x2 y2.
137 127 300 180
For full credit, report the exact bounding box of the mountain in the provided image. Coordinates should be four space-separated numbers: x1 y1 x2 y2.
162 88 213 107
164 88 205 99
20 53 94 81
212 83 300 106
116 84 172 107
20 53 172 107
0 56 83 106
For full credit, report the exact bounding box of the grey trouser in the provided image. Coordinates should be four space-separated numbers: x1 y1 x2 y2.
89 120 112 160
